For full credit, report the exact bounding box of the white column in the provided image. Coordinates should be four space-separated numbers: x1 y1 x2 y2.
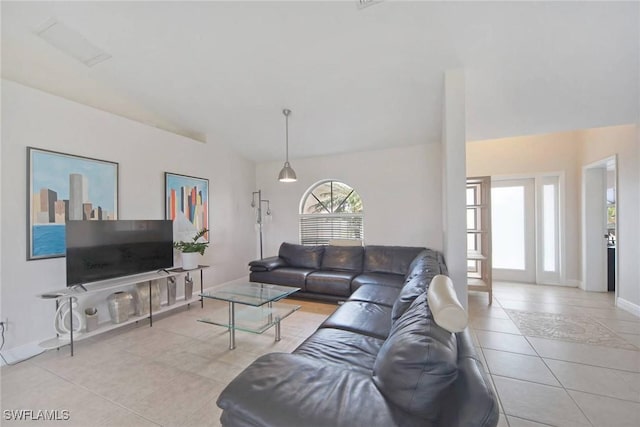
442 69 468 307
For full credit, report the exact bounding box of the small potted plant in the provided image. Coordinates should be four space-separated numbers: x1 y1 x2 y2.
174 228 209 270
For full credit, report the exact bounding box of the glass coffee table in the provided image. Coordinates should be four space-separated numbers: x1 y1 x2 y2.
198 282 300 350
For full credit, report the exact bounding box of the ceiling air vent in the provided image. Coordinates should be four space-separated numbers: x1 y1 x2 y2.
35 18 112 67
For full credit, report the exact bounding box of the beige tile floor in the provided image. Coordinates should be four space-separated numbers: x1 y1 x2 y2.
1 283 639 426
471 282 640 427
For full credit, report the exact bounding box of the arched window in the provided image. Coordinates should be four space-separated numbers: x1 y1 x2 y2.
299 180 364 245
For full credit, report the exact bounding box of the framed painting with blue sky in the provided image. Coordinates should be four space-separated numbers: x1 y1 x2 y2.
164 172 209 243
27 147 118 260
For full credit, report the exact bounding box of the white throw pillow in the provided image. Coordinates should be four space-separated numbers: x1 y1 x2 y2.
427 275 468 333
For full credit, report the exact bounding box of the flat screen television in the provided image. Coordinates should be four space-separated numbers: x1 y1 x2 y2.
66 220 173 286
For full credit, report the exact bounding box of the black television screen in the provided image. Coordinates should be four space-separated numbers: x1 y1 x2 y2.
66 220 173 286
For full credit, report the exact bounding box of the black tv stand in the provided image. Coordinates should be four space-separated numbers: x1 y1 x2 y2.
72 284 88 292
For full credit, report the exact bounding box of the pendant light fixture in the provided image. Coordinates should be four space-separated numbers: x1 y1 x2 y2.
278 108 297 182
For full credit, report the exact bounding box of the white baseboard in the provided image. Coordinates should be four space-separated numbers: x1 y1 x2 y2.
0 341 45 366
567 279 582 288
616 297 640 318
533 280 580 287
540 281 578 287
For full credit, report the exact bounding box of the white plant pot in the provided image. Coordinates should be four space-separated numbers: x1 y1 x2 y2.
181 252 200 270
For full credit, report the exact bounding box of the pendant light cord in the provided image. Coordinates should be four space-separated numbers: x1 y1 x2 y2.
284 109 291 164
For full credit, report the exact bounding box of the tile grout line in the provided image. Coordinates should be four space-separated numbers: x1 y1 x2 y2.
537 354 640 375
505 414 559 427
490 300 568 427
562 382 597 427
559 387 640 405
489 373 562 390
476 345 510 427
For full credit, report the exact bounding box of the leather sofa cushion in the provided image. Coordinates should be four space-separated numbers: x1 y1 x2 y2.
321 245 364 272
250 268 315 291
248 256 287 272
349 284 400 307
351 272 405 291
405 250 444 280
306 271 357 297
405 249 429 276
320 301 392 340
391 273 431 321
363 246 425 275
391 250 444 321
279 242 324 269
373 293 458 421
217 353 427 427
294 328 385 374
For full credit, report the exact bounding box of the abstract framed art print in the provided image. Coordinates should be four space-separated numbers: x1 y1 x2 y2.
164 172 209 243
27 147 119 260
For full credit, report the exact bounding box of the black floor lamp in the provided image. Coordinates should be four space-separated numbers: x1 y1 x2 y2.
251 190 271 259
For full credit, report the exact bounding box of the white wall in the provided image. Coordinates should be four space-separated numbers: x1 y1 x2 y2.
0 80 257 357
466 131 582 284
254 144 443 259
579 125 639 312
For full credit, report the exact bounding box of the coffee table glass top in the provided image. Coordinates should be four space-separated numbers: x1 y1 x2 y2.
199 282 300 307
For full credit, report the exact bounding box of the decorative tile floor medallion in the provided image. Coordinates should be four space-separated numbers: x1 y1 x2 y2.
505 310 638 350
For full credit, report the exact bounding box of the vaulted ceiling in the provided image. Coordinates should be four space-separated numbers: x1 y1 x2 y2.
2 1 637 162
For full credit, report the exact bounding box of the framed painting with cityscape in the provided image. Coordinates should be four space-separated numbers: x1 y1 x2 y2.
164 172 209 243
27 147 119 260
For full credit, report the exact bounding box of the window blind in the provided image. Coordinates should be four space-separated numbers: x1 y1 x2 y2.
300 214 364 246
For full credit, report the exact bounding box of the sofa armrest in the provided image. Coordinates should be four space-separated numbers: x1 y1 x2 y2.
438 330 499 427
248 256 287 272
217 353 424 427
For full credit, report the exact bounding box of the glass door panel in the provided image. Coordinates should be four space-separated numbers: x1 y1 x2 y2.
492 186 525 270
491 179 536 282
543 184 556 272
540 175 561 284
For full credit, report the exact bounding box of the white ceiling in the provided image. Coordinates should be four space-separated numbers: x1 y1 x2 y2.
2 1 638 162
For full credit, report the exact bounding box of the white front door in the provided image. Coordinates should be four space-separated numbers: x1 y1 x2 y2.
491 178 536 283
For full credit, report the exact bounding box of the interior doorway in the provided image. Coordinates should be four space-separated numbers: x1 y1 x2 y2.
582 156 618 294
